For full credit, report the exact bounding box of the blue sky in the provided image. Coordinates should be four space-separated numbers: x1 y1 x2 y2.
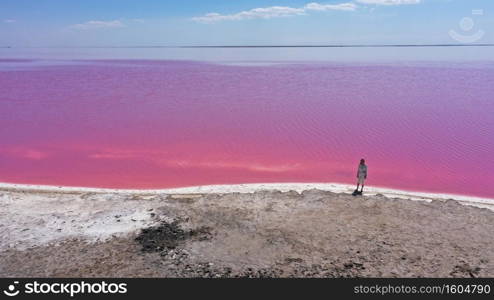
0 0 493 46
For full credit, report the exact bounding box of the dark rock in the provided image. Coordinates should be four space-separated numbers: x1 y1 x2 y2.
135 220 212 253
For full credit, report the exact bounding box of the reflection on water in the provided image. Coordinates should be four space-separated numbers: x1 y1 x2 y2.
1 46 494 62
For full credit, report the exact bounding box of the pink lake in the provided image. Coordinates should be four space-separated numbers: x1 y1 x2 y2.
0 59 493 198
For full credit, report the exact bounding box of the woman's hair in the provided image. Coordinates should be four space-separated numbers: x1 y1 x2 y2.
360 159 365 164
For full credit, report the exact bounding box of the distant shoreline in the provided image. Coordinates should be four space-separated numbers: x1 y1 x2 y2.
2 44 494 48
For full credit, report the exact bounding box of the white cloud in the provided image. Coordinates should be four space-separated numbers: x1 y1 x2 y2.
70 20 126 30
192 2 356 23
304 2 357 11
3 19 16 23
192 6 306 23
356 0 420 5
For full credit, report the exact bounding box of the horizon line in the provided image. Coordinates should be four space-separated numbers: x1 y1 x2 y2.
1 43 494 49
180 43 494 48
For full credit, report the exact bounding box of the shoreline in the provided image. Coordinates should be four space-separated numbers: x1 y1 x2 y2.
1 181 493 210
2 181 494 277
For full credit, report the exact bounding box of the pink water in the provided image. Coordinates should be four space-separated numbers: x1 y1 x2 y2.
1 59 493 197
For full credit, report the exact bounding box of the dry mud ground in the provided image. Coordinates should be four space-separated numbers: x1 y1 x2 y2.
1 188 494 277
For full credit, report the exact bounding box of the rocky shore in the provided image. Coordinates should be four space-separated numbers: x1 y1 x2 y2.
1 185 494 277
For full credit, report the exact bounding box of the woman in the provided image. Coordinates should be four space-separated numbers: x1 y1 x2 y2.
355 159 367 194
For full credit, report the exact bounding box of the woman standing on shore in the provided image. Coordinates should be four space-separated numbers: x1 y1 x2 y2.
355 159 367 194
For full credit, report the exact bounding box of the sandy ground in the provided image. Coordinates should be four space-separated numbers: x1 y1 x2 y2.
1 183 494 278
